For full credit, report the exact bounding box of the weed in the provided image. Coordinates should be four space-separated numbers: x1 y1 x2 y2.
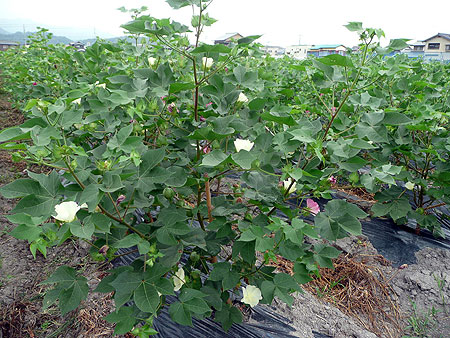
403 301 438 337
433 274 448 315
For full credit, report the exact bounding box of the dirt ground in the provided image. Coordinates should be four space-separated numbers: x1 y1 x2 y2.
1 91 449 338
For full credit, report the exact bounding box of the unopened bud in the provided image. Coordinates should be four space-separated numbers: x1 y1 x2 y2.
116 194 126 205
99 245 109 256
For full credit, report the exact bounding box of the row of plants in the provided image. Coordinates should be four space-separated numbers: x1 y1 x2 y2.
0 1 449 335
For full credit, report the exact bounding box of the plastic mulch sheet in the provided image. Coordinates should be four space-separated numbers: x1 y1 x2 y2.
285 192 450 267
108 172 450 337
112 247 331 338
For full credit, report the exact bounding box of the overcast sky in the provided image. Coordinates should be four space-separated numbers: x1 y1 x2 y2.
1 0 449 46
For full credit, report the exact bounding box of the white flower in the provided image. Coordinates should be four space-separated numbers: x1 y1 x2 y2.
173 267 185 292
54 201 83 223
234 139 254 152
148 57 157 66
283 178 296 194
241 285 262 308
237 92 248 103
202 57 213 69
73 98 81 105
96 83 106 89
405 182 415 190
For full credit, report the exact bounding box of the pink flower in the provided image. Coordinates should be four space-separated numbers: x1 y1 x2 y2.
168 102 177 113
116 195 126 205
328 176 337 184
305 110 310 113
199 116 206 122
331 107 336 112
320 93 324 97
32 82 37 86
306 199 320 216
206 102 213 107
202 146 211 154
224 67 229 72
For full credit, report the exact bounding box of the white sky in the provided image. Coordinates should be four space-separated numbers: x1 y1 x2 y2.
0 0 449 46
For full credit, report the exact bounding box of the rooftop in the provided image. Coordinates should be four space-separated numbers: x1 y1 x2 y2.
423 33 450 42
0 40 20 45
215 32 241 41
310 44 345 50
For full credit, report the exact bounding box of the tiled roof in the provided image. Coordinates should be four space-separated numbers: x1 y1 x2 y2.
310 44 344 50
215 32 241 41
423 33 450 42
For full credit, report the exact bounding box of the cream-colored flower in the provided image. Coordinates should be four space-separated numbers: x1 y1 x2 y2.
241 285 262 308
96 83 106 89
54 201 83 223
283 178 296 194
73 98 81 105
173 267 185 292
234 139 254 152
237 92 248 103
405 182 415 190
202 57 213 69
148 57 157 66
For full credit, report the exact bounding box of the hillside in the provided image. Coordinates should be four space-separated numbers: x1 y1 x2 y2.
0 31 73 45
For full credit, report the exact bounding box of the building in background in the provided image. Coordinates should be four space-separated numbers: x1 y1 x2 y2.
214 33 243 45
307 44 347 57
400 34 450 61
261 45 285 58
419 33 450 61
285 45 311 60
0 40 19 51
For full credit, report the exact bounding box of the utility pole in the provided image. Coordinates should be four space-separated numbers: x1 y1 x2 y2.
23 24 26 45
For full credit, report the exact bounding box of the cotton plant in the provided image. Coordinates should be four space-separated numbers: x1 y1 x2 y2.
0 10 417 337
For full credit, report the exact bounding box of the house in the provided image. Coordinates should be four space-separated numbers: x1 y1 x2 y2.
307 44 347 57
0 40 19 51
403 40 426 58
214 33 243 45
410 33 450 61
285 45 312 60
261 45 285 58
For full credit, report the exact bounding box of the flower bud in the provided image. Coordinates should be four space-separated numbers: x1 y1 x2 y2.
202 57 213 69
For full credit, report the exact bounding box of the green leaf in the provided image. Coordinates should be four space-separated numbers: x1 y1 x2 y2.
345 22 363 32
201 150 229 167
231 150 256 169
261 111 296 126
135 148 165 191
104 306 136 335
9 224 42 241
293 263 313 284
191 44 231 54
388 39 409 50
184 298 211 314
41 266 88 315
70 220 95 239
110 271 142 308
169 82 195 94
383 112 412 125
134 283 160 313
248 98 266 111
169 302 192 326
215 304 243 331
0 126 31 142
319 54 353 68
0 179 45 198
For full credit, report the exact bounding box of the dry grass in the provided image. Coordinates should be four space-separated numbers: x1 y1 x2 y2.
270 250 403 338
